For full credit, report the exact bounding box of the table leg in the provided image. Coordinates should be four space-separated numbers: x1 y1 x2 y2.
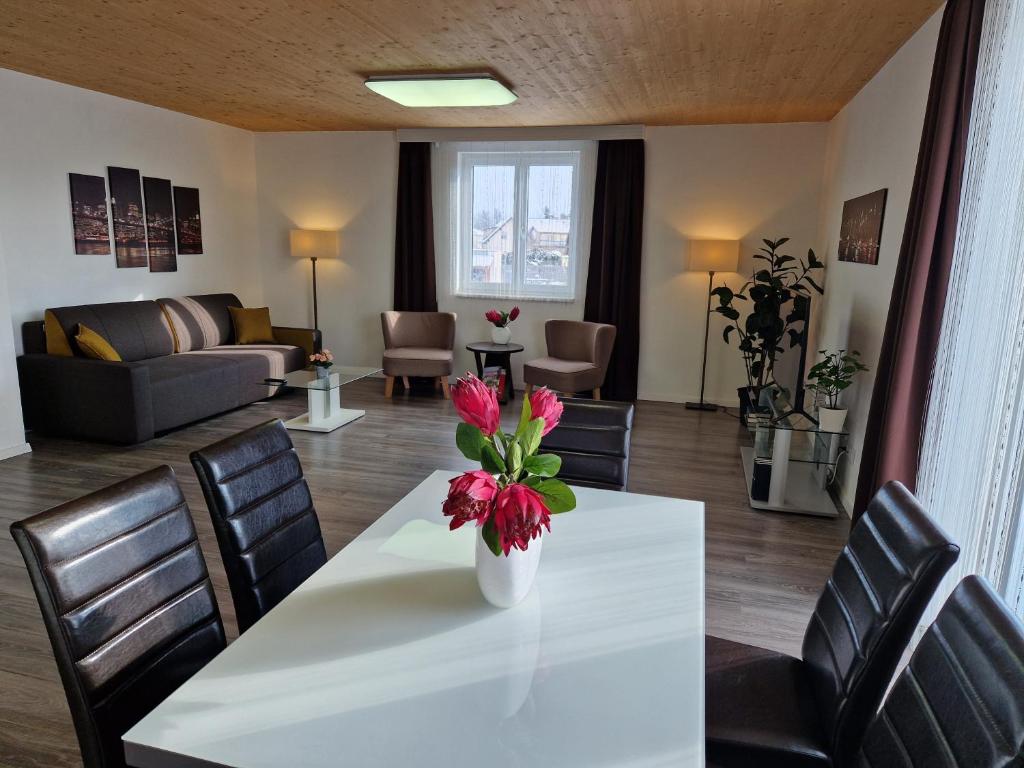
473 351 484 378
284 387 366 432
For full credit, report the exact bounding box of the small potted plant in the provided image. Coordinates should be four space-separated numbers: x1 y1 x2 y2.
806 349 869 433
309 348 334 379
485 306 520 345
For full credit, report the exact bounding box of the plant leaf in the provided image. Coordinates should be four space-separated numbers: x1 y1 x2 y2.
520 418 544 456
804 275 824 294
481 518 503 556
534 478 577 514
481 443 506 474
516 397 533 437
524 453 561 477
455 423 486 461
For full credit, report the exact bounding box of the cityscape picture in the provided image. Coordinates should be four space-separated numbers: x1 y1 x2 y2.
108 166 148 268
143 177 177 272
68 173 110 255
838 188 888 265
173 186 203 254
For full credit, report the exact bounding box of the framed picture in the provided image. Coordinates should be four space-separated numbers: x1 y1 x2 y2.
68 173 111 255
108 166 148 268
143 177 177 272
838 188 887 265
173 186 203 254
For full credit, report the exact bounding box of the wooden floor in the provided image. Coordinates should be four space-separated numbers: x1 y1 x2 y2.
0 379 849 767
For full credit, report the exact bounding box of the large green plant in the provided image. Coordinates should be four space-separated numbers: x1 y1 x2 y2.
710 238 824 392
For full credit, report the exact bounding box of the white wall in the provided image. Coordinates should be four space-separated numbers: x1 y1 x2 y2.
641 124 828 403
0 68 262 353
815 10 942 511
254 132 398 368
253 125 829 397
0 227 30 458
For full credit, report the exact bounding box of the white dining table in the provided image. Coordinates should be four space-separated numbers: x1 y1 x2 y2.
123 470 705 768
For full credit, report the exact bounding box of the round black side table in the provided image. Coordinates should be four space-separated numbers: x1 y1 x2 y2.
465 342 525 404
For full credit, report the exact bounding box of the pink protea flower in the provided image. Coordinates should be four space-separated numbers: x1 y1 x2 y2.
451 373 501 436
485 309 503 325
508 306 520 322
442 471 498 530
493 483 551 555
529 387 563 436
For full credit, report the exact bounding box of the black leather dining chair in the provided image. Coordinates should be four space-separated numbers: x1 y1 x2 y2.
855 575 1024 767
190 418 327 634
9 466 226 768
706 481 960 768
538 398 634 490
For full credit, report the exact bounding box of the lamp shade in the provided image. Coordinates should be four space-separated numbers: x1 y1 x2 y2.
689 239 740 273
290 229 339 260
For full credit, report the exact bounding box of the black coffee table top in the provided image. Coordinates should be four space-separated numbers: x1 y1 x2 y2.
465 342 525 354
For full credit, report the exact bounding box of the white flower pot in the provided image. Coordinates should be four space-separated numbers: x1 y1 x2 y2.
475 530 542 608
818 407 848 433
491 326 512 345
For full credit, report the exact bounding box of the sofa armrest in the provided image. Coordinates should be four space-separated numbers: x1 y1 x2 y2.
17 354 154 443
273 326 321 359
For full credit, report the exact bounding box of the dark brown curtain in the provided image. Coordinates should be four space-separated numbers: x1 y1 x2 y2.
393 142 438 312
853 0 986 521
584 139 645 401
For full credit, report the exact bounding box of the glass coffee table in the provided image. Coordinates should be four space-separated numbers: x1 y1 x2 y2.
263 366 381 433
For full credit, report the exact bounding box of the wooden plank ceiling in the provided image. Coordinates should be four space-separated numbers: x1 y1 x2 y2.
0 0 943 131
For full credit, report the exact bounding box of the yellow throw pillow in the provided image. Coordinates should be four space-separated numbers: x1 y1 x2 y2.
44 310 74 357
75 323 122 362
229 306 275 345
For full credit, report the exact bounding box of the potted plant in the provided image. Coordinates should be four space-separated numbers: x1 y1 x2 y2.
309 348 334 379
710 238 824 421
485 306 520 345
444 373 576 607
806 349 869 432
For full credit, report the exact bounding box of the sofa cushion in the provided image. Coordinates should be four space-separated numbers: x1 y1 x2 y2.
183 345 305 380
157 294 242 352
48 301 174 362
523 356 603 393
75 324 122 362
228 306 275 345
382 346 454 378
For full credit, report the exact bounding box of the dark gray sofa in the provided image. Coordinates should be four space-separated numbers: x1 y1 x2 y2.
17 293 320 444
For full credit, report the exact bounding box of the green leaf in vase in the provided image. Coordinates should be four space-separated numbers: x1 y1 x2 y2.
533 478 577 514
481 443 506 474
523 453 561 477
455 422 486 461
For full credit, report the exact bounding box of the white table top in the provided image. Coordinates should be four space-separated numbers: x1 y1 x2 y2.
124 470 705 768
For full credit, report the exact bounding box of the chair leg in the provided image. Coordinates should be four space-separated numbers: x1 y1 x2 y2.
384 376 395 398
402 376 411 392
593 388 601 400
440 378 451 400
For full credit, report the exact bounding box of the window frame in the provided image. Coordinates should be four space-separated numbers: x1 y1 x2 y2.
455 148 583 301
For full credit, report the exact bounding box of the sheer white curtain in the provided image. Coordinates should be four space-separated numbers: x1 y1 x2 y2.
431 140 596 302
916 0 1024 624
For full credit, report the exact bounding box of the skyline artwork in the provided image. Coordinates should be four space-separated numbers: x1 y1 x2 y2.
107 166 148 268
68 173 111 255
143 176 177 272
173 186 203 254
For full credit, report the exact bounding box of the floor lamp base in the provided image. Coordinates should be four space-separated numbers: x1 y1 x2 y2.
685 401 718 412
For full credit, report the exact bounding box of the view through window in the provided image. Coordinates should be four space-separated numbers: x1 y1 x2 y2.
457 149 581 300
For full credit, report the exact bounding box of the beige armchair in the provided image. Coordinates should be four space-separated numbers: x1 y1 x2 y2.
523 320 616 400
381 311 457 398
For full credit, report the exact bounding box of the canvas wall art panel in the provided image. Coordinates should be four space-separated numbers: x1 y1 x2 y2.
838 188 888 265
143 176 176 272
68 173 110 255
172 186 203 254
108 166 148 267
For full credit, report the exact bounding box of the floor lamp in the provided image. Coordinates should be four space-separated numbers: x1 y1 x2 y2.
290 229 339 330
686 239 740 411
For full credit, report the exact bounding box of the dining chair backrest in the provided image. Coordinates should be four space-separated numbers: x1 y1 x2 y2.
190 418 326 633
854 576 1024 767
9 466 225 768
801 481 960 766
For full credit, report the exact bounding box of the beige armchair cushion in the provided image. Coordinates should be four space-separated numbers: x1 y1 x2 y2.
382 347 453 377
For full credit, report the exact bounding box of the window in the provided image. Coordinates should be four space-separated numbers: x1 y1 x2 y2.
455 148 582 300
